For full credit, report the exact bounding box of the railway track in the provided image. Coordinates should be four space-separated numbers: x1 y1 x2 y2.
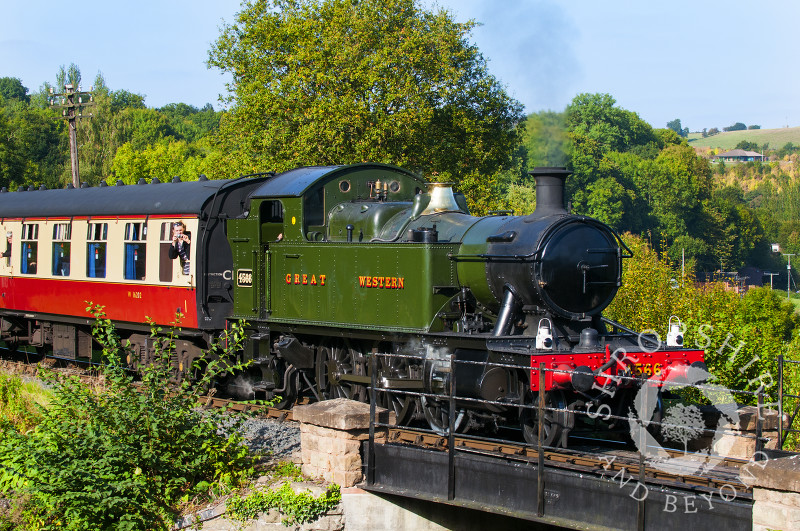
384 427 754 498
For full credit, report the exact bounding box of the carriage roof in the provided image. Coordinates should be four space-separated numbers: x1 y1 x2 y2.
0 178 257 219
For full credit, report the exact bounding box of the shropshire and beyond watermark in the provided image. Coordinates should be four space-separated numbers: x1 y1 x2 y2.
584 322 780 513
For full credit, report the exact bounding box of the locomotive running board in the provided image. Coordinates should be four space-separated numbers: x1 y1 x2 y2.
362 442 752 530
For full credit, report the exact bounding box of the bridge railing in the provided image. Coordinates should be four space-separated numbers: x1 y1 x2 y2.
365 351 772 502
778 354 800 449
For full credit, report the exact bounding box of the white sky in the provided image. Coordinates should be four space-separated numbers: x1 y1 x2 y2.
2 0 798 131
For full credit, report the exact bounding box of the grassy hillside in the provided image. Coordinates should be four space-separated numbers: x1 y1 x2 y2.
688 126 800 150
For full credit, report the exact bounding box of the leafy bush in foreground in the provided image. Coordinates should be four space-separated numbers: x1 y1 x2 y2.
0 372 49 433
0 306 254 530
226 482 341 526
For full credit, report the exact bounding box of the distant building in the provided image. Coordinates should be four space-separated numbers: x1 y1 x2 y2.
695 267 768 295
714 149 764 162
738 266 766 288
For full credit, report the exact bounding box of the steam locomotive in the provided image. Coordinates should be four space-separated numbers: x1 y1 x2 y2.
0 164 704 446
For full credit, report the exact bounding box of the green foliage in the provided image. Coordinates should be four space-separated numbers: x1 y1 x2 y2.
0 64 225 189
522 111 567 168
56 64 81 91
666 118 688 138
109 90 146 114
503 180 536 215
607 234 800 399
735 140 760 151
271 462 304 482
0 373 48 433
111 139 214 184
0 78 29 103
157 103 221 143
0 308 254 530
723 122 747 132
226 483 341 525
560 93 765 271
0 96 66 190
565 93 658 154
208 0 524 212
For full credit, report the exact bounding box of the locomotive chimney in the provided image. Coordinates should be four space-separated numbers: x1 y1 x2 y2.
529 167 570 218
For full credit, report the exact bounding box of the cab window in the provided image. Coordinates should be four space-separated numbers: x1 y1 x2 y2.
260 200 284 242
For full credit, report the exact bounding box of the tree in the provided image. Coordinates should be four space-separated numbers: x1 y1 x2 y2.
207 0 524 213
723 122 747 132
158 102 221 143
565 93 658 154
666 118 688 138
523 111 567 170
585 176 629 230
735 140 760 151
109 89 146 113
0 78 29 102
0 96 65 190
56 63 81 89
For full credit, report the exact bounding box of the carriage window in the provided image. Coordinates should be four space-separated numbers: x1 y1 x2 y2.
159 223 173 282
2 228 9 267
159 222 191 281
52 223 71 276
86 222 108 278
20 223 38 275
124 222 147 280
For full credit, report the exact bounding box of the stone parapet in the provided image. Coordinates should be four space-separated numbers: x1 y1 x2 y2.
295 399 395 488
749 454 800 531
689 405 781 459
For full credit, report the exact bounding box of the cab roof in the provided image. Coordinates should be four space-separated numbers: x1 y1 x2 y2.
248 163 424 198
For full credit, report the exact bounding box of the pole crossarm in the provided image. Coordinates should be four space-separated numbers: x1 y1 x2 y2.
48 84 95 188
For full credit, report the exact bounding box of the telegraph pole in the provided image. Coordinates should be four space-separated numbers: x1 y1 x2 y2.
784 253 796 299
49 84 94 188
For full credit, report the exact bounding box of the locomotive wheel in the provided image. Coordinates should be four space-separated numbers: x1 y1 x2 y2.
375 354 418 425
420 396 468 436
316 341 368 402
520 389 570 448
